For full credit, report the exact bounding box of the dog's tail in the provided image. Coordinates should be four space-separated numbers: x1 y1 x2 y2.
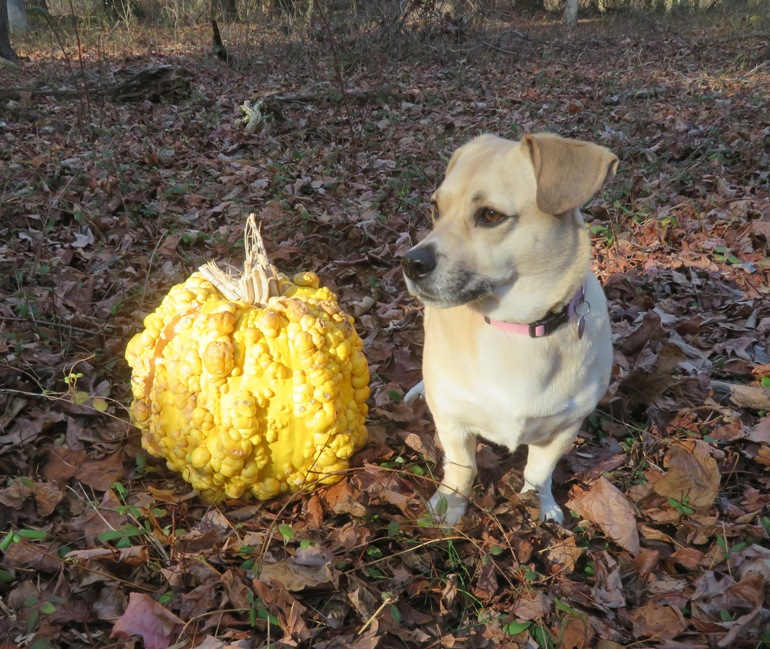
403 380 425 404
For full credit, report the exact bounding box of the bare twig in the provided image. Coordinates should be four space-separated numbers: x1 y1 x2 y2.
37 6 89 129
312 0 359 169
68 0 93 125
0 315 115 334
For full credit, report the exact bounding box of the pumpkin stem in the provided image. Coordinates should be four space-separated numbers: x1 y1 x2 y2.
198 214 281 305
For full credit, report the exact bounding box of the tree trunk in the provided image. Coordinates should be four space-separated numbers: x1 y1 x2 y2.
29 0 50 15
564 0 578 23
211 0 238 21
0 0 17 60
7 0 28 33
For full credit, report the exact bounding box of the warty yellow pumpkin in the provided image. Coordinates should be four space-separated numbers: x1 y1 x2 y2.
125 216 369 502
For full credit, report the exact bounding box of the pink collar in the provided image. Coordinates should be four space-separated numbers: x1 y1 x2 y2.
482 285 589 339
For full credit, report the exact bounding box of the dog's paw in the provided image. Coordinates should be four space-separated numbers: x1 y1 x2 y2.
428 490 468 526
522 484 565 524
537 501 565 524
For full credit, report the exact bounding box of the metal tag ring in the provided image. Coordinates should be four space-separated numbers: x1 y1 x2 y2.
575 299 591 318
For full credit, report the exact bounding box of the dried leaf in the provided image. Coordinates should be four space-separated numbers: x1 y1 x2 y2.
322 478 367 517
221 570 251 609
70 490 130 546
305 493 325 530
567 477 640 553
0 397 28 433
3 540 61 573
92 585 128 621
34 481 65 516
0 479 35 508
561 615 595 649
193 637 252 649
735 544 770 580
67 546 149 566
77 453 126 491
652 440 720 510
359 465 414 514
753 445 770 466
252 579 312 643
110 592 184 649
403 431 439 463
347 578 380 619
747 416 770 443
178 582 220 621
671 547 705 570
630 603 687 640
635 548 660 583
544 535 584 574
177 528 222 553
473 558 498 600
258 557 336 592
513 592 551 621
592 560 627 611
43 446 87 485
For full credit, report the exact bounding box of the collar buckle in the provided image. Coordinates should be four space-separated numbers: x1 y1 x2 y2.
483 284 589 339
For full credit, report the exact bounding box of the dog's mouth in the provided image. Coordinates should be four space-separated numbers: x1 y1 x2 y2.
405 271 498 308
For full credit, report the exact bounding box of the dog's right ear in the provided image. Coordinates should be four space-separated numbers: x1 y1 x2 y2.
523 133 618 216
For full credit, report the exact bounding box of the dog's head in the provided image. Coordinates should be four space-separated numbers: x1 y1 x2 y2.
402 133 618 309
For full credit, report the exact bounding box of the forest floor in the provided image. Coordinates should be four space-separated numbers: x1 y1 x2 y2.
1 8 770 649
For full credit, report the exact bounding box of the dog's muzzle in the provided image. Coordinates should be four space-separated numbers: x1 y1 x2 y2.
401 244 437 282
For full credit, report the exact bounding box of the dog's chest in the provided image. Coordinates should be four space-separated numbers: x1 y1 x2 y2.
424 321 609 448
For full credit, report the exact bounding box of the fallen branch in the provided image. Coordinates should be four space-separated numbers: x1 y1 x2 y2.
0 65 192 103
710 380 770 411
0 85 84 100
249 86 401 126
261 85 399 107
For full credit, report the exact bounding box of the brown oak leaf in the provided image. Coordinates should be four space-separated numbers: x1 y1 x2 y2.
110 592 184 649
652 440 720 510
630 603 687 640
566 477 640 554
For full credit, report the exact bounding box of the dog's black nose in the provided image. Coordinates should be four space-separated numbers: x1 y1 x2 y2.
401 245 437 281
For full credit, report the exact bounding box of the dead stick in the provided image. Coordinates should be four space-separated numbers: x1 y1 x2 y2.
710 380 770 411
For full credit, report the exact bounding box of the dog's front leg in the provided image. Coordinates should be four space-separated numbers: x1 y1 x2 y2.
428 420 478 525
521 425 580 524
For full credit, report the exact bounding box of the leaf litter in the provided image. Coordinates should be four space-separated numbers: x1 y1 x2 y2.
1 12 770 649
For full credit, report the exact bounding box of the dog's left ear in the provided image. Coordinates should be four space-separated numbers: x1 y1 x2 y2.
523 133 619 216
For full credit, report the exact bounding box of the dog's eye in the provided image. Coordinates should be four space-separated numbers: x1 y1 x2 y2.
477 209 507 227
